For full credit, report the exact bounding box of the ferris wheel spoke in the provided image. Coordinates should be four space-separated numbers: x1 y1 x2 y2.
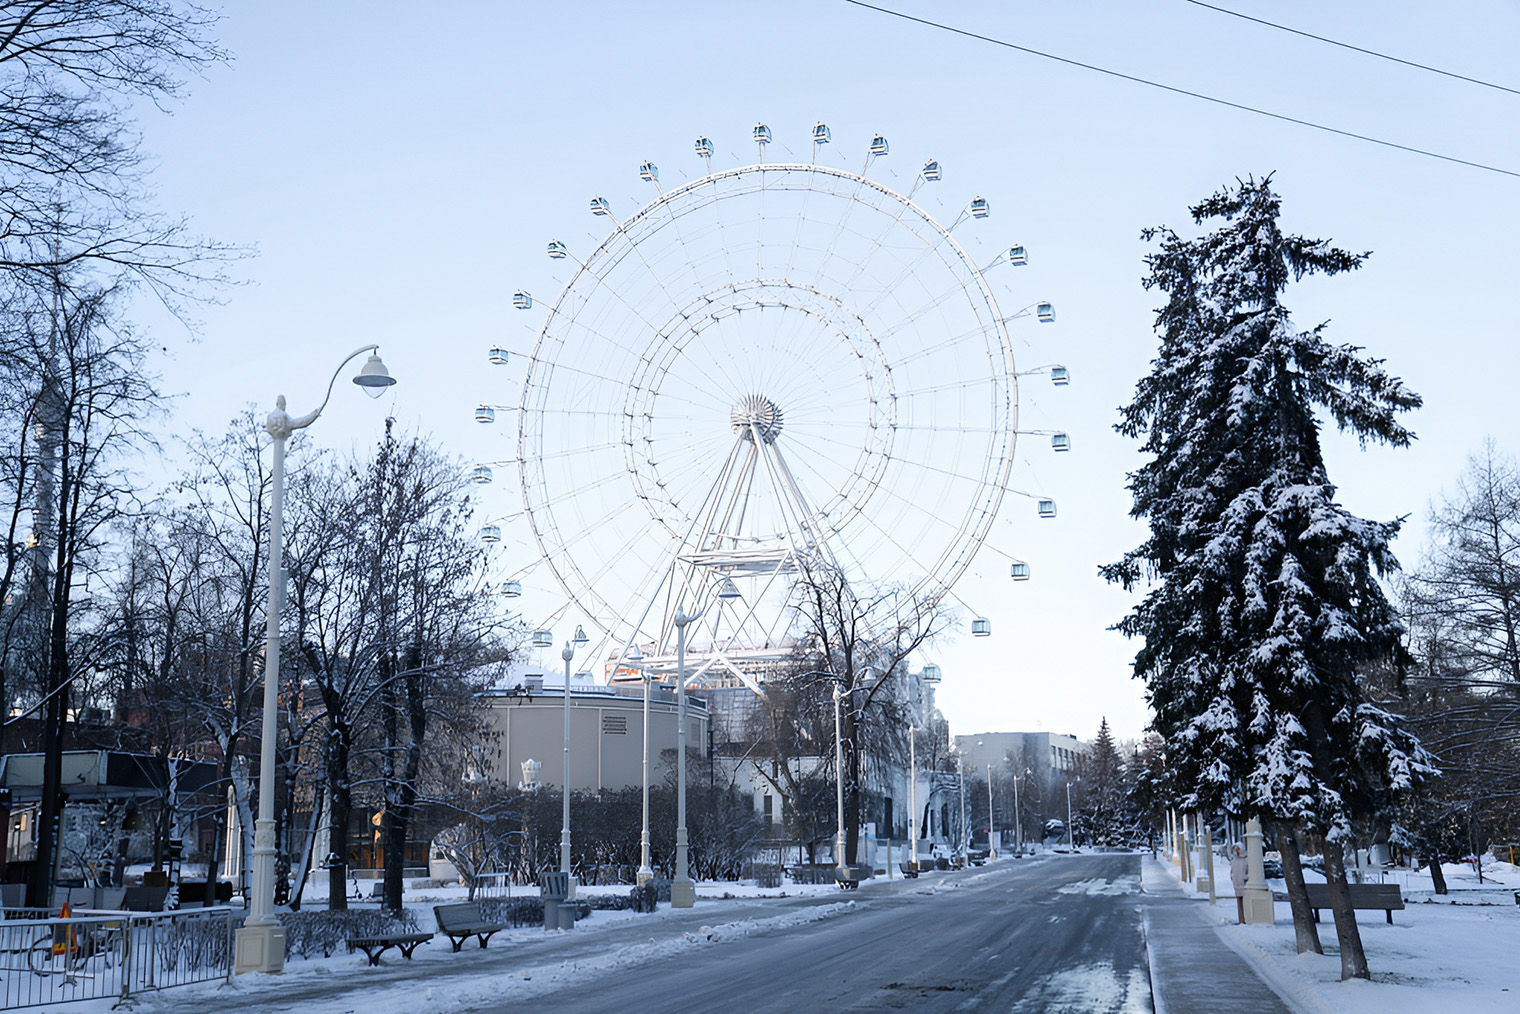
521 468 638 522
508 156 1019 652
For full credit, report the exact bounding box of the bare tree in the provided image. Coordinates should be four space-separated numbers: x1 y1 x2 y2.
7 276 165 907
1409 441 1520 692
785 562 946 866
0 1 234 300
282 426 503 910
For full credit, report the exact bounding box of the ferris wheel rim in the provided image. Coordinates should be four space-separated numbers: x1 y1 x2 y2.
513 158 1020 638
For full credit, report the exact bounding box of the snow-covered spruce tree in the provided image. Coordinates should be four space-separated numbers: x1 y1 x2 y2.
1102 177 1434 980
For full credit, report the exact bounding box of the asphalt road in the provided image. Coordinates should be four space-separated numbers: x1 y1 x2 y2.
472 854 1152 1014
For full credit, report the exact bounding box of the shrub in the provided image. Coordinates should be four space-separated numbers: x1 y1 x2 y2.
277 908 420 960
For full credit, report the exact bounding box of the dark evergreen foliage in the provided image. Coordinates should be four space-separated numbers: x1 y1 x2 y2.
1105 176 1433 979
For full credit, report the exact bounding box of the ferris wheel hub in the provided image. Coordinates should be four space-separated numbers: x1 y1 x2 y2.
730 394 784 443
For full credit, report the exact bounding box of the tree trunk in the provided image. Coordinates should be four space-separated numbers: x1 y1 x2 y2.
1322 842 1370 980
201 750 236 907
380 669 403 913
27 680 65 908
326 723 352 910
1425 852 1448 894
1275 820 1322 954
842 704 861 866
1302 696 1370 977
27 571 72 910
383 664 427 914
288 780 323 911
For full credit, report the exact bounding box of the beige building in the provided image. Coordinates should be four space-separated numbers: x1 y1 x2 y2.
477 676 709 792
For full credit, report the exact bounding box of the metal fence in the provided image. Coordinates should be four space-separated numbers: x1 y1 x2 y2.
471 871 515 900
0 907 233 1009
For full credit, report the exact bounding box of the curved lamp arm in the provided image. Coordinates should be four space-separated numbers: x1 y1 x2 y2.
285 343 385 432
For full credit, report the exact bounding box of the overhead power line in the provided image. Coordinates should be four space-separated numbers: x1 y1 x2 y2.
1182 0 1520 97
841 0 1519 180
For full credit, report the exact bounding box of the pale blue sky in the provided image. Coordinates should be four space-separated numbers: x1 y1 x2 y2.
136 1 1518 743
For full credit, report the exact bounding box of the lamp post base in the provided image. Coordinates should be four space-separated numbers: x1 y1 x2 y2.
635 866 654 887
234 922 286 975
670 877 695 908
1242 887 1275 925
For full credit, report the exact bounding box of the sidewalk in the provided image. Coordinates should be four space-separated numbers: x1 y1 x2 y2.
1141 855 1302 1014
134 889 862 1013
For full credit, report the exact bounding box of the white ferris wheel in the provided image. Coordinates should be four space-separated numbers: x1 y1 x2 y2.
477 124 1065 689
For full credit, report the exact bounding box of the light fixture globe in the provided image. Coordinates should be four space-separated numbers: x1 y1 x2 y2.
352 353 397 398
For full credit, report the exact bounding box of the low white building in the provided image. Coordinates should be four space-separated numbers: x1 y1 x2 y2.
475 675 709 792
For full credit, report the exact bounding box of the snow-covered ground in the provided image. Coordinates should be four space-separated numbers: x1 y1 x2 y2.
42 854 1520 1012
1158 849 1520 1013
46 875 857 1013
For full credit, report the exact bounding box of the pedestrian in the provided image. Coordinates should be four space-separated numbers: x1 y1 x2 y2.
1229 842 1248 923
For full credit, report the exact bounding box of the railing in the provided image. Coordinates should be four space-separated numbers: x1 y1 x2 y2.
0 907 233 1009
470 871 515 900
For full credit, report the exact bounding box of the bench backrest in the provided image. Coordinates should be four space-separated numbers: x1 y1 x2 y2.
434 902 484 930
1302 882 1403 907
122 885 169 911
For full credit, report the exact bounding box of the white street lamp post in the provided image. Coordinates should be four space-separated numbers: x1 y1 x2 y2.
907 726 917 871
833 680 847 873
234 345 395 976
1012 768 1028 854
671 579 738 908
986 763 996 861
957 755 967 862
560 625 588 895
1066 778 1076 852
1012 771 1021 854
632 646 653 886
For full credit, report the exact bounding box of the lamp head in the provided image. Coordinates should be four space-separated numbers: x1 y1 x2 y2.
573 624 589 647
352 353 397 399
716 578 740 599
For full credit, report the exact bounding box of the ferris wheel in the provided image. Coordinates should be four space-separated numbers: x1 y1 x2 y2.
485 124 1059 683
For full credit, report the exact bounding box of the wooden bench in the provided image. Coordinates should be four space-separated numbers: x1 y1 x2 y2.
898 861 919 879
434 902 509 951
346 931 434 965
1303 883 1405 924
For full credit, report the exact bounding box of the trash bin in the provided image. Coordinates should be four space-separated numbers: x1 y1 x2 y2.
540 872 570 931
